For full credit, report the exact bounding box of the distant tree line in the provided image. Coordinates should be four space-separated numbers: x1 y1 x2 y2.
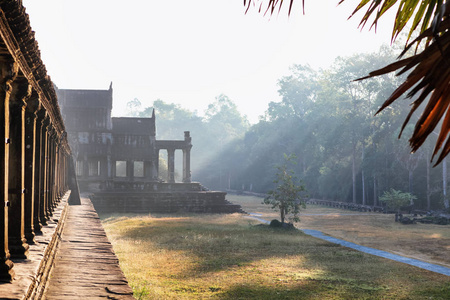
125 46 449 211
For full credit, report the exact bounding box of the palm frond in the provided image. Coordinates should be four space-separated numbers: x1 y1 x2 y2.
243 0 304 15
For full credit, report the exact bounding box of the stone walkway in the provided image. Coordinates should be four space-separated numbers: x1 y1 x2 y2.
247 214 450 276
43 196 134 299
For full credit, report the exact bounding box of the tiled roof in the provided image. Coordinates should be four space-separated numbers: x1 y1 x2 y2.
57 88 113 109
112 117 155 135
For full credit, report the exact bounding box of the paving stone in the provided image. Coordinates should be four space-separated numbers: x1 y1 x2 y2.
44 197 134 299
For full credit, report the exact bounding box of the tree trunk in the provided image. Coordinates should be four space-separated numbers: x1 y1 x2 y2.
426 152 431 210
373 176 377 207
361 146 366 205
352 143 356 204
444 157 449 209
409 169 414 205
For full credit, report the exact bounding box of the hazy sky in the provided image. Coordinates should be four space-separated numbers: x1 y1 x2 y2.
22 0 395 123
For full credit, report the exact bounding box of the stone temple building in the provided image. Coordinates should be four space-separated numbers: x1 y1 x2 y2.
56 84 243 214
56 84 192 192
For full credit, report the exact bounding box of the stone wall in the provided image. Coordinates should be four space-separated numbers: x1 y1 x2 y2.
91 191 245 214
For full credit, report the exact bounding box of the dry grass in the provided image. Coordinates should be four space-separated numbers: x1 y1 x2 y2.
228 195 450 267
101 201 450 300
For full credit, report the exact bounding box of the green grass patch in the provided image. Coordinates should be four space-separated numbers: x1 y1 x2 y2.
102 212 449 299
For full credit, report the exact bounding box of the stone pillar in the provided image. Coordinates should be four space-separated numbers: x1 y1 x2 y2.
183 148 191 183
24 92 39 244
53 140 59 206
0 59 17 282
183 131 192 183
143 161 151 179
167 148 175 183
111 159 116 178
107 155 112 178
8 78 30 259
83 153 88 178
128 160 134 181
39 117 49 225
155 149 160 180
61 153 66 193
32 108 44 234
182 148 191 183
46 128 56 216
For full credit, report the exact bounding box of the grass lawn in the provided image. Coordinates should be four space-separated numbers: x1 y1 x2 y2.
101 197 450 299
228 194 450 267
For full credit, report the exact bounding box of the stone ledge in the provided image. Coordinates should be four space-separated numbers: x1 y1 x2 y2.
0 190 71 299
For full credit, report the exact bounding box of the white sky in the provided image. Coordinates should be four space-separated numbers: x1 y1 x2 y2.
22 0 396 123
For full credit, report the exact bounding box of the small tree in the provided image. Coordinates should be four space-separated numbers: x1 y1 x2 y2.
379 188 417 213
264 154 306 224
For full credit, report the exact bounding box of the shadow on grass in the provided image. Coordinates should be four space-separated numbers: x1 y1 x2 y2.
105 215 450 299
216 279 389 300
118 220 319 272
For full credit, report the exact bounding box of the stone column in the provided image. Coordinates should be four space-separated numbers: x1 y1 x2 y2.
83 153 88 178
39 117 50 225
155 149 160 180
107 155 112 178
24 92 39 244
32 107 43 235
46 128 56 216
0 59 17 282
8 78 31 259
182 148 191 183
65 153 69 191
52 140 59 206
60 153 66 193
143 161 151 179
183 131 192 183
167 148 175 183
128 160 134 181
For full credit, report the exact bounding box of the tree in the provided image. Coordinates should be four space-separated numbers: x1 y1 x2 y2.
204 94 250 144
263 154 306 224
244 0 450 165
125 98 142 117
380 188 417 213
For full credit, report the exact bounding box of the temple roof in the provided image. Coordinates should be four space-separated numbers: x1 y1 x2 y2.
112 117 155 136
57 88 113 109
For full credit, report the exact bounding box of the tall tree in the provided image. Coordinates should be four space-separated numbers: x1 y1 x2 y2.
244 0 450 165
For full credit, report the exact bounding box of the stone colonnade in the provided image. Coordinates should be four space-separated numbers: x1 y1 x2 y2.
156 131 192 183
0 1 75 282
